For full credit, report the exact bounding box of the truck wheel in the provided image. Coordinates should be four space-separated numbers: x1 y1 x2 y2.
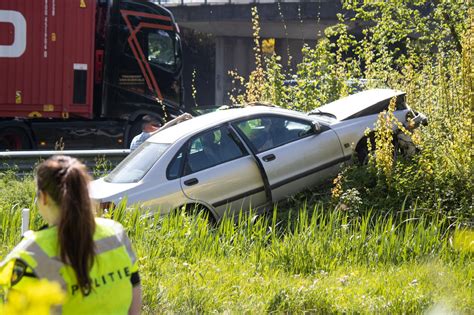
0 128 31 151
126 120 142 148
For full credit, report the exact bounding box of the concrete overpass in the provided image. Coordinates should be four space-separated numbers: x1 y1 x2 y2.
158 1 344 105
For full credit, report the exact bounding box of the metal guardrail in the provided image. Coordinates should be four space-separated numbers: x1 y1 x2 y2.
0 150 130 177
155 0 307 5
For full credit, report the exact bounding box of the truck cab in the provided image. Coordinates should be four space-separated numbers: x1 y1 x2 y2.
0 0 183 150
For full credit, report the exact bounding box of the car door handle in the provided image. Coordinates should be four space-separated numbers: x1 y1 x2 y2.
184 178 199 186
262 154 276 162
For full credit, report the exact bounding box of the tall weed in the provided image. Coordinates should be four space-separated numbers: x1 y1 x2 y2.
230 2 472 220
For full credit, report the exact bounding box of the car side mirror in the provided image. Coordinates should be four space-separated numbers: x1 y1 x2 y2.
311 121 321 134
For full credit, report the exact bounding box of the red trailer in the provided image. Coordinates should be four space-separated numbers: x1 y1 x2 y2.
0 0 95 119
0 0 183 150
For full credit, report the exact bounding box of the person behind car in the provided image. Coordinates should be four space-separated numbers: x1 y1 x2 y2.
130 113 193 151
200 131 221 166
258 117 287 152
396 111 427 158
253 117 272 152
0 155 141 314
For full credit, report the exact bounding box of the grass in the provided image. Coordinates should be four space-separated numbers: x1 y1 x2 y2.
143 259 471 313
100 204 474 313
0 177 471 313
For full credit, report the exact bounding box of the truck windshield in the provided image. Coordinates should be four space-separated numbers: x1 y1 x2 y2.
148 30 176 69
105 142 170 183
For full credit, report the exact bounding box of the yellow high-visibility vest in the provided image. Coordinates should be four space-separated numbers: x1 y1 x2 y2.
0 218 138 314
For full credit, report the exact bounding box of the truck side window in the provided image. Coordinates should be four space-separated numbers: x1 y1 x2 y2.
147 30 176 69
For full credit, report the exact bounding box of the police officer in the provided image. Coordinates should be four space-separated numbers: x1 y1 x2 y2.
0 155 141 314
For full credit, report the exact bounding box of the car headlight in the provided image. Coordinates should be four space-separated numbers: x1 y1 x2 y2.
406 110 428 128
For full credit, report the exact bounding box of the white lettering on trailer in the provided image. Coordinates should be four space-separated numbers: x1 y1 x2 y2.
73 64 88 70
0 10 27 58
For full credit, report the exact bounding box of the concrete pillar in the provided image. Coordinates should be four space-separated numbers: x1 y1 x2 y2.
234 38 248 80
215 36 254 105
215 36 317 105
215 37 226 105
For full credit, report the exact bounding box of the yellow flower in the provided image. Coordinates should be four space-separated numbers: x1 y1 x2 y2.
1 279 65 315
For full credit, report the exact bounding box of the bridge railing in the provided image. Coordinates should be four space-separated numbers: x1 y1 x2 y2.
155 0 305 5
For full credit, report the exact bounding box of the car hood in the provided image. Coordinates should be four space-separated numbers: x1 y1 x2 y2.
312 89 405 121
89 177 140 202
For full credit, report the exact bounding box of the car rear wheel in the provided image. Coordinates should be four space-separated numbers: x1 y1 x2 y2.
185 204 217 226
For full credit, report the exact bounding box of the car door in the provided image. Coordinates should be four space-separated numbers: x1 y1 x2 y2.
233 115 346 203
177 125 268 218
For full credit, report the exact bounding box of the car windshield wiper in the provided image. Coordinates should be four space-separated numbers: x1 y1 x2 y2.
308 109 337 119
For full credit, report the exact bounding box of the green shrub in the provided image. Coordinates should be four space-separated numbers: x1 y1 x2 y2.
230 2 472 220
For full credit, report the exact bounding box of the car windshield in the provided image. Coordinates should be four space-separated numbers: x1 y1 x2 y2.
105 142 169 183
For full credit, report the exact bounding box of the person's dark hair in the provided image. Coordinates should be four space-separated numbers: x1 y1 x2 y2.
142 115 161 129
35 155 96 295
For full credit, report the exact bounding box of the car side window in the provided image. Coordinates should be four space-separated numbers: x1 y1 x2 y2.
234 116 312 153
184 126 247 174
167 150 184 180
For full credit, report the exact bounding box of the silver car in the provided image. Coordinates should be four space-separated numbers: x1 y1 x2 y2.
90 89 426 221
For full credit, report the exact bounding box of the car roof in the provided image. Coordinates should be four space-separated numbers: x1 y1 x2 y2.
316 88 405 121
148 105 308 144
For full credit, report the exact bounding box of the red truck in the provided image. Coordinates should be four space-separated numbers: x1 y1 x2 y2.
0 0 183 150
